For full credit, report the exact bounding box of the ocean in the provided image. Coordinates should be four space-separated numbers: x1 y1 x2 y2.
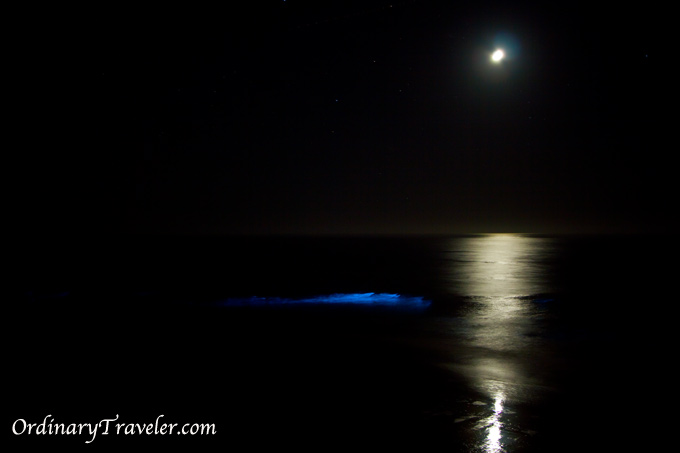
9 234 673 451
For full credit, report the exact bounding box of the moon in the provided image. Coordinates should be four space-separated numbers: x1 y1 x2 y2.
491 49 505 62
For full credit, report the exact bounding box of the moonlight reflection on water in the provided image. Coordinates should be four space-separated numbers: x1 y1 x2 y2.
442 234 559 451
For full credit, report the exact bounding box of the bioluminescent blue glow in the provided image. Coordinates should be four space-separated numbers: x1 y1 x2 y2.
219 293 430 310
532 298 554 304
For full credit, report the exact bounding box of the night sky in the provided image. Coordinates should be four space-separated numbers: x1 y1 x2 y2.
19 1 670 237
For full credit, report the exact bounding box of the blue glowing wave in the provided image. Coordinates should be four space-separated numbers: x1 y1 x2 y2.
219 293 430 310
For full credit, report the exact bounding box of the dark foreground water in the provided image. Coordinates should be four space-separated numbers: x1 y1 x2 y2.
8 235 674 451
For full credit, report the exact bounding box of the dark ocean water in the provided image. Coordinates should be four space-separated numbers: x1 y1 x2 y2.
9 235 673 451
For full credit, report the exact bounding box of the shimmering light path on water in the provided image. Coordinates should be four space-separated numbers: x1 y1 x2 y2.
441 234 559 451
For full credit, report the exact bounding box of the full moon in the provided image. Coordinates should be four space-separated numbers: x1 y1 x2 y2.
491 49 505 62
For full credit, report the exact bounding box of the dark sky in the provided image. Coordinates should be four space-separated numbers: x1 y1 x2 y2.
19 1 670 236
